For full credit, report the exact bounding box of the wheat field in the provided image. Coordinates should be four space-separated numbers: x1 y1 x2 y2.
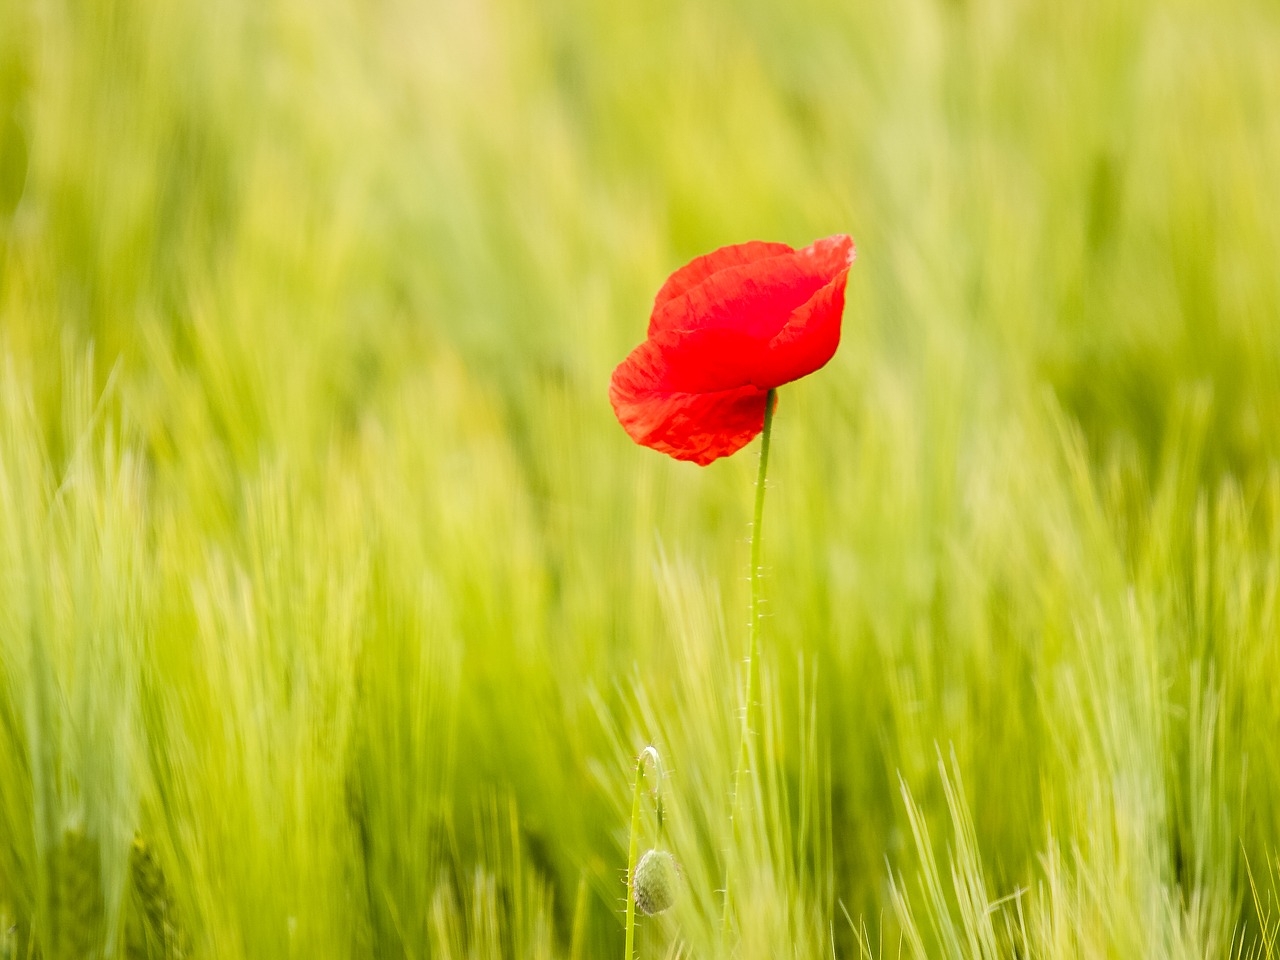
2 0 1280 957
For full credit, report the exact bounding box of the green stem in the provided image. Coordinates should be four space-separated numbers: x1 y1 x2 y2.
721 388 776 943
624 746 662 960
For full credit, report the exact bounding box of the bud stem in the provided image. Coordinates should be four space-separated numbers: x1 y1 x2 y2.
721 387 775 944
624 746 663 960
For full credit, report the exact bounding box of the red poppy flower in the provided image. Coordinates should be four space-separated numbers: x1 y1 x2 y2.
609 234 855 465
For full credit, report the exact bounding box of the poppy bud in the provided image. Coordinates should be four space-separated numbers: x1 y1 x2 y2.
633 848 678 915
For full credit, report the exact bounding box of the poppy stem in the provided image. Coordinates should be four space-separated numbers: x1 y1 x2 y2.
721 387 776 945
624 746 664 960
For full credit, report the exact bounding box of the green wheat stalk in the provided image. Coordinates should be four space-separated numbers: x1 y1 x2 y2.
54 826 104 960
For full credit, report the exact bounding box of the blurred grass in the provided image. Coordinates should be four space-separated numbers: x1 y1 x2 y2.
2 0 1280 956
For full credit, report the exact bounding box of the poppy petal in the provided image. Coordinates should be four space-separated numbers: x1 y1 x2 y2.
795 234 856 279
609 336 772 464
613 233 854 465
650 251 839 342
649 241 794 335
757 265 850 387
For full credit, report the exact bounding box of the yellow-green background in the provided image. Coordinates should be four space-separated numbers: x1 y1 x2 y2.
2 0 1279 956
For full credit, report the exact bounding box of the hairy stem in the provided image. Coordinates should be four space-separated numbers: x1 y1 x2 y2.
624 746 662 960
721 388 776 943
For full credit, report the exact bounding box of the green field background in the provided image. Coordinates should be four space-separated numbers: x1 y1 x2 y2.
2 0 1280 956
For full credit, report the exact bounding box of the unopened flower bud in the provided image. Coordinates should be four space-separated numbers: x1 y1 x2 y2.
633 848 678 916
